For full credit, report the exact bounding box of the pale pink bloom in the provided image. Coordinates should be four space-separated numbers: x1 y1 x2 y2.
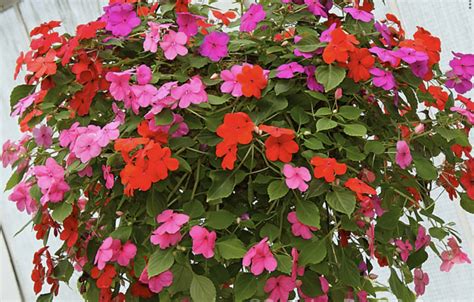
171 76 208 108
102 165 115 189
189 226 216 258
415 226 431 251
220 65 243 97
283 164 311 192
144 22 161 53
59 122 81 148
97 122 120 147
11 92 37 117
276 62 304 79
2 140 22 167
242 237 277 275
264 275 296 302
139 268 173 293
287 211 317 239
414 268 429 296
150 231 182 249
33 158 65 189
136 64 152 85
440 237 471 272
155 210 190 235
73 133 101 163
8 182 37 214
395 239 413 262
32 125 53 148
344 7 374 22
106 70 132 101
94 237 121 270
116 241 137 267
160 30 188 60
130 84 158 109
396 140 412 169
366 222 375 258
414 123 425 134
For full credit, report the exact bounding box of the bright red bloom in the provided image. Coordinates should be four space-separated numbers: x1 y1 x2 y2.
323 28 359 64
76 21 106 40
216 141 238 170
216 112 255 145
99 288 112 302
91 265 117 289
30 21 61 37
423 86 448 110
212 10 237 26
27 49 57 79
310 156 347 182
175 0 190 12
60 216 79 248
451 144 472 158
438 165 460 200
236 65 268 99
34 209 61 240
348 48 375 82
460 159 474 200
131 281 154 298
137 121 168 145
344 178 376 202
260 126 298 163
30 32 62 55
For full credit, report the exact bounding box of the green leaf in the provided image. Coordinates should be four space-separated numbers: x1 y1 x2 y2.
326 189 356 216
170 263 193 293
154 108 174 126
316 118 338 131
234 273 257 301
343 124 367 137
268 180 289 201
275 80 292 95
110 226 132 241
10 84 35 112
306 90 329 102
53 259 73 282
304 137 324 150
216 238 247 259
207 171 240 202
315 107 332 117
4 171 24 192
276 254 292 274
339 258 361 287
296 35 325 52
183 200 205 218
259 223 280 241
300 270 323 297
148 249 174 277
299 239 327 266
208 94 229 105
413 157 437 180
296 200 320 228
206 210 235 230
460 193 474 214
389 269 416 302
190 275 216 302
51 203 73 222
37 293 53 302
364 141 385 155
290 106 310 124
316 65 346 92
407 249 428 269
338 106 362 120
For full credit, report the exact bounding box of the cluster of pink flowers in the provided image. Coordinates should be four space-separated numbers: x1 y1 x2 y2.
150 210 189 249
139 268 173 294
446 52 474 94
94 237 137 270
100 3 140 37
32 158 70 205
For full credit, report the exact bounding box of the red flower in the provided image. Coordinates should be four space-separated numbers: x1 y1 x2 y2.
212 10 237 26
175 0 190 12
323 28 359 64
451 144 472 158
260 126 298 163
216 141 238 170
131 281 154 298
30 32 62 55
347 48 375 83
460 159 474 200
236 65 268 99
99 288 112 302
216 112 255 145
30 21 61 37
310 156 347 182
91 265 117 289
60 216 79 248
344 178 376 202
27 49 57 79
423 85 448 110
138 121 168 145
76 21 106 40
438 165 459 200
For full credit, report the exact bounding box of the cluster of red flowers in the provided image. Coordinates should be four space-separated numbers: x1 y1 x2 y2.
32 247 59 296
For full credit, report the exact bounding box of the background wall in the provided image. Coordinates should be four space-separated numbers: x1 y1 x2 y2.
0 1 472 301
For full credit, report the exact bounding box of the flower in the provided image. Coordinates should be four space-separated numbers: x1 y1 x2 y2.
106 71 131 101
155 210 189 235
240 4 265 32
11 92 37 117
305 65 324 92
33 125 53 148
451 106 474 124
101 3 140 37
287 211 317 239
200 31 229 62
8 182 37 214
450 52 474 78
310 156 347 182
396 140 412 169
395 239 412 262
144 22 163 53
394 47 429 64
33 158 70 205
150 231 182 249
242 238 277 275
369 68 396 90
344 7 374 22
260 125 298 163
171 76 208 108
348 48 375 83
305 0 331 17
160 30 188 60
440 237 471 272
60 216 78 248
414 268 429 296
369 47 400 67
236 64 268 99
264 275 296 302
91 265 116 289
216 141 238 170
189 226 216 258
216 112 255 145
283 164 311 192
136 64 152 85
212 9 237 26
366 223 375 258
177 12 202 37
323 28 359 64
276 62 304 79
220 65 243 97
116 241 137 267
415 226 431 250
139 268 173 294
94 237 121 270
344 178 376 202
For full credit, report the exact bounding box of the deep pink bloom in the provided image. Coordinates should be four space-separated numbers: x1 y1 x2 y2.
240 4 266 32
305 65 324 92
357 291 368 302
369 47 400 67
94 237 121 270
415 226 431 250
150 231 183 249
287 211 317 239
319 23 337 43
276 62 304 79
446 70 473 94
136 64 152 85
395 239 413 262
189 226 216 258
290 248 304 281
8 182 37 214
396 140 412 169
366 222 375 258
171 76 208 108
394 47 429 64
116 241 137 267
305 0 331 18
33 125 53 148
160 30 188 60
451 106 474 124
73 133 102 163
440 237 471 272
139 268 173 294
264 275 296 302
101 3 140 37
414 268 429 296
177 12 203 37
106 71 132 101
344 7 374 22
220 65 243 97
370 68 396 90
410 60 429 78
155 210 189 235
200 31 229 62
11 92 37 117
102 165 115 189
283 164 311 192
242 238 277 275
450 52 474 78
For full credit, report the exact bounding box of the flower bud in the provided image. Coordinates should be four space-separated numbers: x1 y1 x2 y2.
414 123 425 134
210 73 219 80
335 88 343 100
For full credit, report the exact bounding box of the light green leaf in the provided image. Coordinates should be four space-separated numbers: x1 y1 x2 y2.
148 249 174 277
338 106 363 120
299 239 327 265
154 108 173 126
413 157 437 180
234 273 257 301
51 203 73 222
316 118 338 131
206 210 235 230
216 238 246 259
190 275 216 302
316 65 346 92
343 124 367 137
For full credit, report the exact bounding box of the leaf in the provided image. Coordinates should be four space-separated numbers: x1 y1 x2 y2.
37 293 54 302
296 35 325 52
148 249 174 277
170 263 193 293
407 249 428 269
316 118 338 131
276 254 292 274
259 223 280 241
183 200 205 218
4 171 23 192
316 65 346 92
343 124 367 137
275 80 292 95
338 106 362 120
296 200 320 228
300 270 323 297
299 239 327 266
413 157 437 180
314 107 332 117
154 108 174 126
207 171 240 202
234 273 257 301
206 210 235 230
110 226 132 241
339 258 361 287
389 269 416 302
290 106 310 124
10 84 35 111
208 94 229 105
53 259 73 282
190 275 216 302
51 203 73 222
268 180 289 201
216 238 247 259
304 137 324 150
326 189 356 216
364 141 385 155
460 193 474 214
306 90 329 102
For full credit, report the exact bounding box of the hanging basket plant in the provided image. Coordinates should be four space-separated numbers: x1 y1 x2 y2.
3 0 474 301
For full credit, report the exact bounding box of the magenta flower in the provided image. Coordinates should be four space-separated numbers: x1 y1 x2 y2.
449 52 474 78
305 65 324 92
366 222 375 258
155 210 189 235
200 31 229 62
440 237 471 272
370 68 396 90
395 239 412 262
304 0 331 18
149 113 189 138
287 211 317 239
8 182 37 214
276 62 304 79
414 268 429 296
369 47 400 67
139 268 173 294
177 12 203 37
189 226 216 259
451 106 474 124
410 60 429 78
33 125 53 148
73 133 101 163
375 21 392 48
94 237 121 270
220 65 243 97
136 64 152 85
344 7 374 22
394 47 429 64
319 23 337 43
160 30 188 60
242 237 277 275
446 70 473 94
264 275 296 302
294 36 315 58
395 140 412 169
101 3 140 37
415 226 431 250
11 92 37 117
150 231 183 249
283 164 311 192
240 4 266 32
102 165 115 189
106 70 132 101
115 241 137 267
171 76 208 108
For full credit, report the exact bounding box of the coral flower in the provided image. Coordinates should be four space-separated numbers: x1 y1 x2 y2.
215 141 238 170
310 156 347 182
344 178 376 202
348 48 375 83
216 112 255 145
242 238 277 276
189 226 216 258
260 126 298 163
323 28 359 64
236 65 268 99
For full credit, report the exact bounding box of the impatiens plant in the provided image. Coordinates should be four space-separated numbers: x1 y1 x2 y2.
3 0 474 301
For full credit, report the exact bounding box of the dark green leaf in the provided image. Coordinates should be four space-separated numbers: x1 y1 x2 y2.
326 189 356 216
234 273 257 301
268 180 289 201
206 210 235 230
216 238 246 259
296 200 320 228
148 249 174 277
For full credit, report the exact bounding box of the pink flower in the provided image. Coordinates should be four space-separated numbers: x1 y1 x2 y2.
155 210 189 235
171 76 208 108
344 7 374 22
283 164 311 192
415 226 431 250
287 211 317 239
200 31 229 62
276 62 304 79
160 30 188 60
116 241 137 267
305 0 331 18
106 71 132 101
264 275 296 302
139 268 173 294
102 165 115 189
369 47 400 67
305 65 324 92
446 71 473 94
450 52 474 78
242 237 277 275
414 268 429 296
319 23 337 43
8 182 37 214
370 68 396 90
291 248 304 281
440 237 471 272
97 122 120 147
33 125 53 148
220 65 243 97
136 64 152 85
395 239 413 262
396 140 412 169
394 47 429 64
410 60 429 78
366 222 375 258
189 226 216 258
240 4 266 32
144 22 164 53
451 106 474 124
357 291 368 302
150 231 182 249
94 237 121 270
11 92 37 117
101 3 140 37
33 158 70 204
73 133 102 163
177 13 202 37
130 84 158 109
2 140 23 167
